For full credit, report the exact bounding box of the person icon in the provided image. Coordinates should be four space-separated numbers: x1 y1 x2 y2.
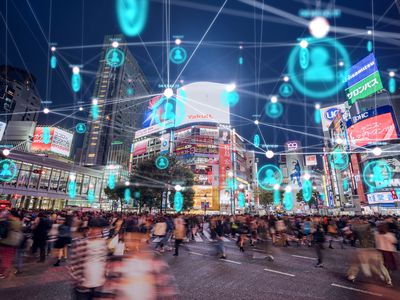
269 103 278 116
158 157 167 168
0 163 12 178
173 49 183 62
304 46 335 82
110 51 121 65
263 169 276 186
333 152 345 166
162 102 175 121
78 124 84 132
371 164 384 185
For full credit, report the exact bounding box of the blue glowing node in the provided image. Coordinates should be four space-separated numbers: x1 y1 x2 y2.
43 127 51 145
238 192 245 208
124 188 131 204
314 109 321 124
0 159 17 182
343 179 349 191
273 189 280 206
389 78 396 94
75 123 86 134
106 48 125 68
239 57 244 65
257 164 283 191
279 83 294 98
92 104 99 121
68 181 76 199
367 40 373 53
302 180 312 202
108 173 116 189
283 191 294 210
116 0 148 37
329 148 349 171
126 88 135 96
221 90 239 107
362 160 392 190
169 47 187 64
134 191 140 199
174 191 183 212
71 73 81 93
88 189 95 203
265 102 283 119
226 178 237 190
253 134 260 148
288 37 351 99
155 156 169 170
50 55 57 69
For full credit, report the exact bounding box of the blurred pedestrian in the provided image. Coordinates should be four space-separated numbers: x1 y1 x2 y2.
173 216 185 256
375 223 397 272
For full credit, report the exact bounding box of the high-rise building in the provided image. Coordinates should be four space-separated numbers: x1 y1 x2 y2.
82 35 151 169
0 65 41 123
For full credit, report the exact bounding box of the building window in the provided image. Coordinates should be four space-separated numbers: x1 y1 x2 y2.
88 154 95 158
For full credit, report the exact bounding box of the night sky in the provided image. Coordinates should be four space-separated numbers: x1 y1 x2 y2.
1 0 399 161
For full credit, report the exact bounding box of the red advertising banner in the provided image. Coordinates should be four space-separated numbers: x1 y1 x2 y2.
348 113 397 149
31 127 54 152
219 143 232 187
133 140 148 156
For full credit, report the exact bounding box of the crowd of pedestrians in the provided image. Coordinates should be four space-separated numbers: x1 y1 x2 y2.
0 209 399 298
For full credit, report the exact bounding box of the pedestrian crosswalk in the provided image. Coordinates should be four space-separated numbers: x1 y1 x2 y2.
151 233 237 244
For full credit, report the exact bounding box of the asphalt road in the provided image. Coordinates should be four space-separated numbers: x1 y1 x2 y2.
1 236 399 300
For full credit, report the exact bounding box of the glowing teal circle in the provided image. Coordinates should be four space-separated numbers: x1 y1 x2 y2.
362 160 392 190
328 148 349 171
279 83 294 97
174 191 183 212
265 102 283 119
155 155 169 170
257 164 283 191
106 48 125 68
152 96 185 127
288 37 351 99
75 123 87 134
0 159 17 182
221 90 240 107
169 46 187 64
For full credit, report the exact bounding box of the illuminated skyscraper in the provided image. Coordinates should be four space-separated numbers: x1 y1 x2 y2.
82 35 151 168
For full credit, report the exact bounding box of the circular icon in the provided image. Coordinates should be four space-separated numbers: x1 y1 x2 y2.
328 148 349 171
106 48 125 68
288 37 351 99
221 90 240 107
169 46 187 64
257 164 283 191
75 123 87 134
265 102 283 119
174 191 183 212
362 160 392 190
152 96 185 127
155 156 169 170
279 83 294 98
0 159 17 182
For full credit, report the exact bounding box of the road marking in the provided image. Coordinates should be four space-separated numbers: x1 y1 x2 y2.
202 230 214 242
291 255 317 260
220 259 242 265
331 284 383 297
264 268 295 277
252 248 267 253
221 236 230 242
188 251 205 256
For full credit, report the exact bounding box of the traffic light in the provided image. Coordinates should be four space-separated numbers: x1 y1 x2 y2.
390 189 398 200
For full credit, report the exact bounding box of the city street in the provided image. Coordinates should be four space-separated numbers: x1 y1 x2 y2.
1 236 399 300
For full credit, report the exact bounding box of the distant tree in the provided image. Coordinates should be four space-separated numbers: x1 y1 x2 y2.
296 189 320 208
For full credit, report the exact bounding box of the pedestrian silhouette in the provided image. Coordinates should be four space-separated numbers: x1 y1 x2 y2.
304 46 334 82
371 164 384 184
269 103 279 115
162 102 175 121
174 49 183 61
263 169 276 186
